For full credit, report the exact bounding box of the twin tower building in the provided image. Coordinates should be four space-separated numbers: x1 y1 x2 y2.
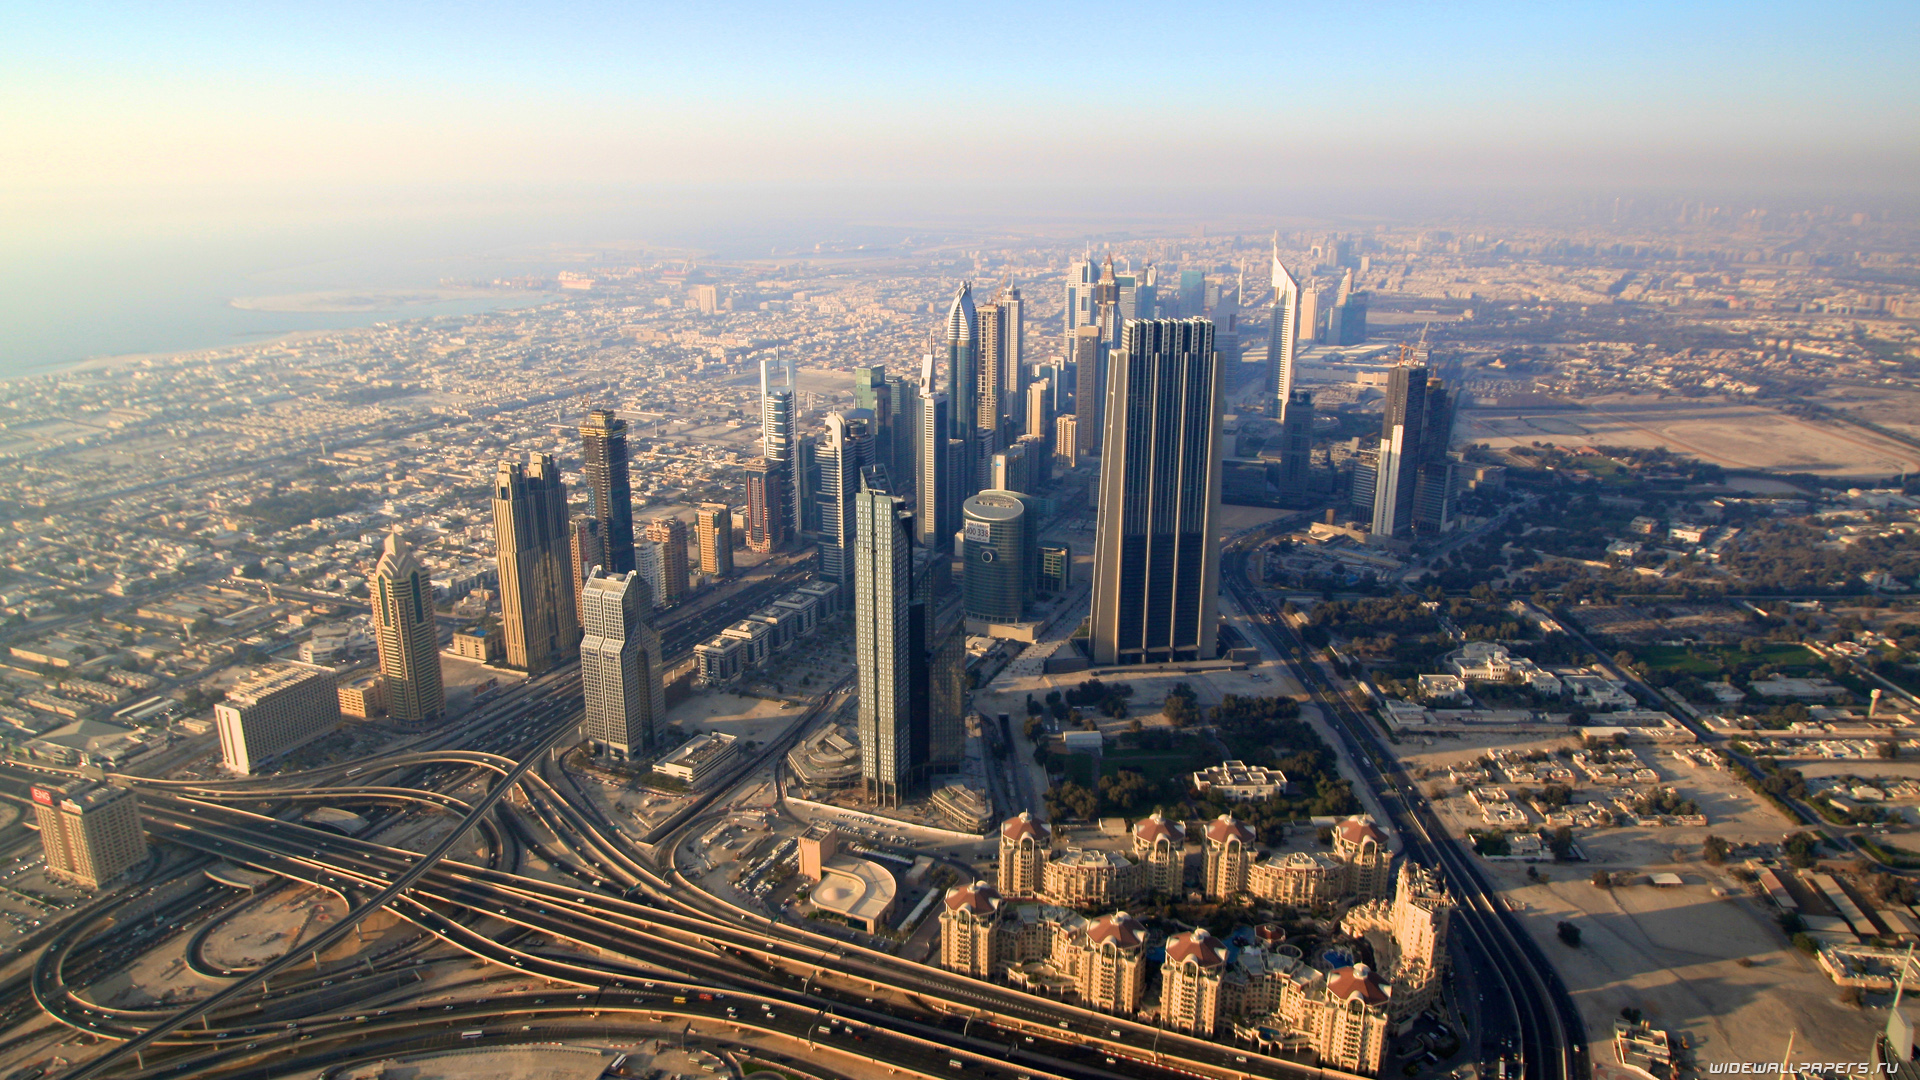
491 409 663 759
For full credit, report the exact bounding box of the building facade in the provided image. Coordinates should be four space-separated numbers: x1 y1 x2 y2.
579 568 662 759
494 452 576 673
695 503 734 577
961 490 1027 623
33 781 146 888
853 480 913 806
370 532 444 726
214 663 342 774
1089 318 1224 665
579 408 635 573
643 517 689 606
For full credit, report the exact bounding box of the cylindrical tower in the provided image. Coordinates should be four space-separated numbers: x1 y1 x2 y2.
961 491 1025 623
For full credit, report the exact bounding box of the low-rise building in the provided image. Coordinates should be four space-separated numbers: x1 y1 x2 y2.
651 731 739 788
1192 761 1291 801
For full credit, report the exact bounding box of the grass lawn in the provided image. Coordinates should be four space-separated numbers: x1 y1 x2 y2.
1100 743 1218 785
1635 641 1818 674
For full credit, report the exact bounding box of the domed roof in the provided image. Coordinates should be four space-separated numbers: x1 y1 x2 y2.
1204 814 1255 844
943 880 1001 916
1327 962 1391 1006
1134 812 1184 845
1165 929 1225 968
1001 811 1049 844
1086 911 1146 948
1337 816 1389 847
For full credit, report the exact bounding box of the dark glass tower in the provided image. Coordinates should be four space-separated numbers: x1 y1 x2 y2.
1089 319 1224 666
579 409 634 574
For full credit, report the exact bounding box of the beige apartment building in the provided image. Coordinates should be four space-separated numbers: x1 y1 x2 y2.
213 663 341 774
33 781 146 888
996 812 1049 897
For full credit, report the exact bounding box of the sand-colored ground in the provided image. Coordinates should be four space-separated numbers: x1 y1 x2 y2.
1395 734 1894 1066
1462 394 1920 476
202 886 343 970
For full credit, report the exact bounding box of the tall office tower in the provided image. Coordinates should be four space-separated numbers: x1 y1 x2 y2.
794 433 821 535
1299 281 1321 346
578 408 635 573
981 282 1024 435
633 539 664 613
916 552 969 772
1017 432 1051 488
962 491 1027 624
1219 312 1240 368
988 444 1030 496
1178 269 1206 317
946 283 979 471
1054 414 1079 469
1350 440 1380 518
760 357 795 462
1339 289 1370 346
32 781 146 889
493 452 575 674
695 503 734 577
815 411 875 586
1093 255 1121 347
1089 319 1224 666
568 516 603 626
579 568 663 760
1065 254 1099 334
1370 364 1429 539
1268 241 1301 421
1412 378 1458 534
760 358 797 535
852 364 887 411
1116 268 1155 325
885 374 916 506
371 532 445 726
1277 391 1316 505
916 378 954 552
1070 324 1103 458
1024 377 1051 447
643 517 689 606
975 297 1008 451
1326 269 1351 345
852 477 913 807
744 457 790 553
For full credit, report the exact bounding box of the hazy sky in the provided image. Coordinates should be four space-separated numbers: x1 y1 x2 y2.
5 1 1915 216
1 1 1916 368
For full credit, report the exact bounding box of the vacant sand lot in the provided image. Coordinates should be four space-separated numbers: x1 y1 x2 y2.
1462 395 1920 476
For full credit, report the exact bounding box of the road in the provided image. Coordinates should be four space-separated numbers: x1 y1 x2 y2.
1221 524 1589 1080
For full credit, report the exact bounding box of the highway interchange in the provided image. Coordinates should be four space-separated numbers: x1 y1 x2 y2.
0 534 1596 1080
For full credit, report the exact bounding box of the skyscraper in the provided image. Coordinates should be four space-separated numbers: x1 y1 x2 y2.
816 411 874 586
1070 324 1103 459
568 515 603 627
976 296 1007 452
761 357 797 535
1065 255 1099 335
643 517 689 606
580 568 663 760
1413 377 1458 534
853 473 913 807
962 491 1027 624
1277 391 1316 506
1371 364 1429 539
852 364 887 412
946 284 979 478
916 373 954 553
1090 319 1224 666
494 452 575 674
579 408 635 573
696 503 734 577
744 457 790 553
371 531 444 726
1054 414 1078 470
1268 241 1301 422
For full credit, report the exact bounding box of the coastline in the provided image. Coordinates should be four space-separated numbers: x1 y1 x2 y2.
0 288 557 388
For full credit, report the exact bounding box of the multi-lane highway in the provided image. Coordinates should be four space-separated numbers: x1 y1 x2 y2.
1 652 1378 1080
1221 529 1589 1080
